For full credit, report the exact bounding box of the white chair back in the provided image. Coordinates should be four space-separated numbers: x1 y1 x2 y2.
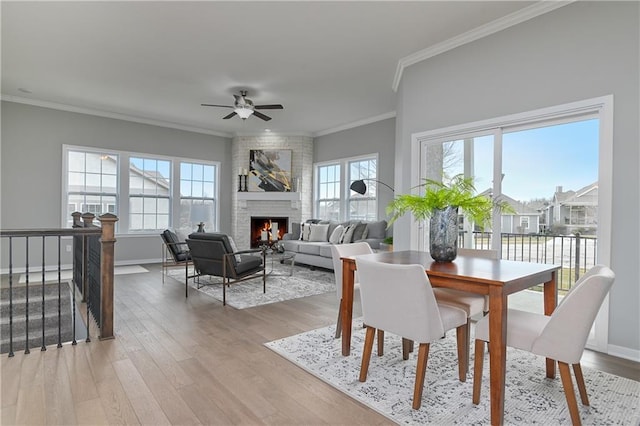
355 258 445 343
532 265 615 363
331 242 373 300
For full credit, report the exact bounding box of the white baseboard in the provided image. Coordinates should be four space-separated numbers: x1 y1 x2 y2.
608 344 640 362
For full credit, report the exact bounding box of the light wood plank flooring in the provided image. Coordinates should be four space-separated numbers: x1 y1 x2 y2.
1 264 638 425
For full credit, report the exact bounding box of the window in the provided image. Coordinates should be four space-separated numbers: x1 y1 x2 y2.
520 216 530 231
180 162 217 233
314 154 378 221
63 146 220 234
129 157 171 231
348 157 377 222
66 150 118 227
316 163 341 221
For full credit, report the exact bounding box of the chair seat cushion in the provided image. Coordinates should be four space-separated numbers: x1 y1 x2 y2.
433 288 485 317
436 303 468 332
235 254 263 275
475 309 550 353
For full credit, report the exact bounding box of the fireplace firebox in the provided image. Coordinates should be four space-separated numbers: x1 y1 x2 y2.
250 217 289 248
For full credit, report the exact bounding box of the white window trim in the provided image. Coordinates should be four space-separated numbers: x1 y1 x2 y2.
62 144 221 235
410 95 614 353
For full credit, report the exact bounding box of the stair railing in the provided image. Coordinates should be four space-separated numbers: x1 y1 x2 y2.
0 213 117 356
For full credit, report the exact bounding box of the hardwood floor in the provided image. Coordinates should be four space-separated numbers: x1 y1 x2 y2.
1 264 638 425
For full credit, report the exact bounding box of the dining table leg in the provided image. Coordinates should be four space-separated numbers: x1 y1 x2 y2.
544 270 558 378
341 259 355 356
488 285 507 426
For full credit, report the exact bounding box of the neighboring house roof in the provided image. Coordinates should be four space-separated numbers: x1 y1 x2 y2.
561 182 598 206
478 189 539 215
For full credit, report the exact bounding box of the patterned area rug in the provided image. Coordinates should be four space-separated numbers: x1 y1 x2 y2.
169 262 335 309
265 321 640 425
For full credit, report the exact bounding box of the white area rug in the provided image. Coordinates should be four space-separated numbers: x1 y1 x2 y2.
265 321 640 425
19 265 148 283
170 262 335 309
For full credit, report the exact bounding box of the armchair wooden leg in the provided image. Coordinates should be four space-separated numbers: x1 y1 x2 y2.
455 323 469 382
472 339 485 405
573 363 590 406
559 361 582 426
412 343 430 410
359 326 376 382
402 338 413 360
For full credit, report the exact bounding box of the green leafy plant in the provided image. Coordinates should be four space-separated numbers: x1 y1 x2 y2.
382 236 394 245
386 174 513 228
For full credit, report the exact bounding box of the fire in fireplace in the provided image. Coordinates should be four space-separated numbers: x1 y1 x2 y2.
250 217 289 248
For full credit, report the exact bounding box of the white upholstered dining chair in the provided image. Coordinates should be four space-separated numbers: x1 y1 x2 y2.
330 242 373 338
432 247 498 374
471 265 615 426
356 257 469 410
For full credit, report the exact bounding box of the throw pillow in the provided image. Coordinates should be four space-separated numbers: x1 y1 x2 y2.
227 236 242 263
341 223 357 244
300 223 312 241
309 224 330 242
329 225 345 244
352 222 367 241
364 220 387 240
290 222 301 240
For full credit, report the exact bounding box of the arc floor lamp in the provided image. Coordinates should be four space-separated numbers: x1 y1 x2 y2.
349 179 395 194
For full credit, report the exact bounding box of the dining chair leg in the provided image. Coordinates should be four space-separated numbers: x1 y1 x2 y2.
572 363 590 406
455 323 469 382
472 339 485 405
359 326 376 382
412 343 430 410
558 361 582 426
335 300 343 338
402 338 414 360
377 329 384 356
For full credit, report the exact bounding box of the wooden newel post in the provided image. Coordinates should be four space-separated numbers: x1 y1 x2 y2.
98 213 118 340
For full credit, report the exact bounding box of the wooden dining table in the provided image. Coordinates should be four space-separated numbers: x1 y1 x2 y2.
340 250 560 426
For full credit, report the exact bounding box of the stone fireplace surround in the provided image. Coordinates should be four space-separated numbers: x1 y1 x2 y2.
231 135 313 250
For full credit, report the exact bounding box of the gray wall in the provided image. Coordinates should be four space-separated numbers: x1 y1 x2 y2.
314 117 395 222
1 101 232 265
394 2 639 354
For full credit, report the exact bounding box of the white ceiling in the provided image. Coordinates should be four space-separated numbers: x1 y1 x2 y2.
2 1 538 137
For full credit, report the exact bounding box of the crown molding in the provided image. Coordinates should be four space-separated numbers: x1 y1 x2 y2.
233 131 313 138
313 111 396 137
392 1 574 92
1 94 232 138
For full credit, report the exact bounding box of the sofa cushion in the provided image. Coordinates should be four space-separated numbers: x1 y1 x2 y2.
298 242 328 256
289 222 301 240
364 220 387 240
319 245 334 258
352 222 368 241
309 224 330 242
329 225 345 244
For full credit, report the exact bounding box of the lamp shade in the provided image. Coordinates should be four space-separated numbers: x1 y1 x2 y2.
350 179 368 195
235 107 254 119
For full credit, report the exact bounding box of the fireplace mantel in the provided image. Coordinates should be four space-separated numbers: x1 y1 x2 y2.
236 192 301 201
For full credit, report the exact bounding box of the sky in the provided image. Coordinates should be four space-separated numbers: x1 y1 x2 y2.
462 118 599 202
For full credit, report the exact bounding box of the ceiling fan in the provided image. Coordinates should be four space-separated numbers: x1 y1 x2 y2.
201 90 284 121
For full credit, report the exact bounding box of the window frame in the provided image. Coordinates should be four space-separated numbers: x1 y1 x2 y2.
62 145 220 235
313 153 379 221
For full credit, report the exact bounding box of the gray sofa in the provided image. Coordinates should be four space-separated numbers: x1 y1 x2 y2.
281 219 388 270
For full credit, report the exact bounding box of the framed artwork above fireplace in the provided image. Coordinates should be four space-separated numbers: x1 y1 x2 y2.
249 149 292 192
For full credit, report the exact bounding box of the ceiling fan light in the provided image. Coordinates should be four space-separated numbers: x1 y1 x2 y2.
235 107 254 119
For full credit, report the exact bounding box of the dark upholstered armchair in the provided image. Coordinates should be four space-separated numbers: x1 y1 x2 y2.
160 229 192 283
185 233 266 305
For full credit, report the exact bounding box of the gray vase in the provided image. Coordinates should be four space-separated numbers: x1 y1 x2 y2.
429 206 458 262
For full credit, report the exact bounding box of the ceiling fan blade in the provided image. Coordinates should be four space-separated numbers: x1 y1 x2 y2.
201 104 233 108
222 111 237 119
252 110 272 121
254 104 284 110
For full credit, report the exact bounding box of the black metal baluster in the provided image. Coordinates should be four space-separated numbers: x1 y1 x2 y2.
72 236 78 346
41 236 46 351
57 236 62 348
8 237 14 357
24 237 30 354
84 235 90 343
